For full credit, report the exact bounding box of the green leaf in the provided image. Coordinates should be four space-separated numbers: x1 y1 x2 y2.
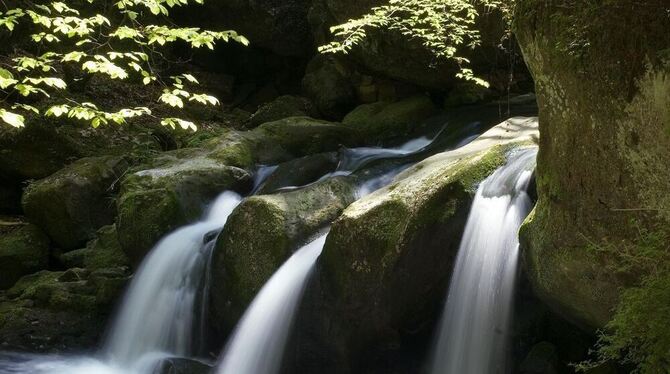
0 109 25 128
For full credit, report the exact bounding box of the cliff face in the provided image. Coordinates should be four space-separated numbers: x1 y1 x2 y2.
514 0 670 328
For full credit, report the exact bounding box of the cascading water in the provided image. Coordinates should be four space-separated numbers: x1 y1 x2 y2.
216 233 329 374
430 147 537 374
0 192 243 374
104 191 243 371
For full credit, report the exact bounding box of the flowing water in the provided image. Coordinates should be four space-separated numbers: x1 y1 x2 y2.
103 191 243 371
216 233 329 374
430 148 537 374
0 114 528 374
0 192 243 374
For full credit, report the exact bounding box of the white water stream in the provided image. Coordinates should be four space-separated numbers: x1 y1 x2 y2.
430 148 537 374
216 233 328 374
103 191 243 371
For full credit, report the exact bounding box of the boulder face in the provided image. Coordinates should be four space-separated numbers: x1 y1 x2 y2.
0 220 50 290
22 156 130 250
514 0 670 328
116 154 251 266
286 118 539 373
342 95 438 143
209 176 357 338
255 152 339 194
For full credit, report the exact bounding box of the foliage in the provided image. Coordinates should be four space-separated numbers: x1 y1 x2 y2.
0 0 249 129
576 226 670 373
319 0 514 87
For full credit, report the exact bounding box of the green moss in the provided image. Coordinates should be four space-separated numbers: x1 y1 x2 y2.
0 223 50 289
342 95 438 141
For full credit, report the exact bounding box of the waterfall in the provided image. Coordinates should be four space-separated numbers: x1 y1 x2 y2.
104 191 243 371
216 233 328 374
430 148 537 374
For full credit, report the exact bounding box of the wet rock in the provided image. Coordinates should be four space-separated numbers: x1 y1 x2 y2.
153 357 212 374
210 176 357 338
0 220 49 290
255 152 339 194
22 156 130 250
287 117 539 373
116 152 251 266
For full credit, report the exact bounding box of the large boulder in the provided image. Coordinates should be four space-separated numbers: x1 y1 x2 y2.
0 267 129 351
0 219 49 290
210 176 357 337
515 0 670 328
22 156 130 250
249 116 361 160
342 95 438 143
286 117 539 373
116 152 251 266
255 152 339 194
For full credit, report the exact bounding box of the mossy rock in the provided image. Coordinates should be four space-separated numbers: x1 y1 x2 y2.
0 266 129 351
60 225 128 270
251 116 361 161
116 154 251 266
209 176 357 338
255 152 339 194
248 95 319 128
22 156 130 250
286 117 539 372
514 0 670 328
342 95 438 143
0 221 49 290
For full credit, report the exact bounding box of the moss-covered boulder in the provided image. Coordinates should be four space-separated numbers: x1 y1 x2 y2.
210 176 357 337
342 95 438 143
116 153 251 266
0 220 49 290
60 225 128 270
515 1 670 328
0 266 129 351
22 156 129 250
286 117 539 372
255 152 339 194
248 95 319 128
250 116 361 160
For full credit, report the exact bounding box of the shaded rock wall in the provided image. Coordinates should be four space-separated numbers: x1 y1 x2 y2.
515 0 670 328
